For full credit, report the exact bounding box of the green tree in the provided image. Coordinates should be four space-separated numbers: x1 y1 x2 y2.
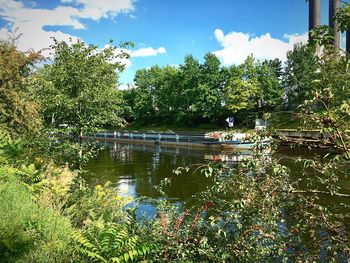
0 37 43 135
257 59 283 111
283 43 318 108
177 55 201 125
196 53 225 123
131 53 226 126
156 65 179 123
224 57 260 115
36 39 129 138
121 86 137 124
225 56 282 118
133 66 162 125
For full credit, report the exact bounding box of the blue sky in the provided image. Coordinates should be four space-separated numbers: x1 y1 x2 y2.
0 0 334 86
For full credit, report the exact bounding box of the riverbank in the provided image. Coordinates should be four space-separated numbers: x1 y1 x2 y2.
88 128 335 149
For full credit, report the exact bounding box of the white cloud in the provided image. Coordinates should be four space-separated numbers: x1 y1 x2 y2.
213 29 308 65
131 47 166 58
61 0 134 21
0 0 134 56
0 0 166 70
283 33 308 46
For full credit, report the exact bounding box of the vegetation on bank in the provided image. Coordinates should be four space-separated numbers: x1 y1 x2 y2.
1 3 350 262
121 43 316 128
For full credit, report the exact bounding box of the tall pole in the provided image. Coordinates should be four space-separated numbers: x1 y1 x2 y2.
309 0 321 41
329 0 340 48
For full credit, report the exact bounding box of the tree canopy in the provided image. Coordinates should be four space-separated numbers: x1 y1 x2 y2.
36 39 130 137
0 37 43 135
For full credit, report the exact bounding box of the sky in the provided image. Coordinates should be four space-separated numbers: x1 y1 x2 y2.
0 0 336 87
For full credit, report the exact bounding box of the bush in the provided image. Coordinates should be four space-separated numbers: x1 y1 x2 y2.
0 169 77 262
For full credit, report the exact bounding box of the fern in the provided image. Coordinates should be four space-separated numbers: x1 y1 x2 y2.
73 223 153 262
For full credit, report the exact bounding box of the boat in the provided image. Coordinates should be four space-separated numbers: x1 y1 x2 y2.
206 131 271 150
222 138 271 149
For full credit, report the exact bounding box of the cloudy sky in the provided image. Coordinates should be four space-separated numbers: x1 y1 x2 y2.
0 0 333 86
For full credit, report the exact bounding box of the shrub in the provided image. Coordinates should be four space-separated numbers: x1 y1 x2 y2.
0 169 77 262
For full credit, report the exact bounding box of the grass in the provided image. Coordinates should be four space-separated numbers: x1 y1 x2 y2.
0 168 76 263
268 111 302 130
104 111 303 133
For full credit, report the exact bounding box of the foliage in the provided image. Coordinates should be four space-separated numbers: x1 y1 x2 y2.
121 86 137 123
65 182 153 262
36 39 129 137
0 132 77 263
335 1 350 33
133 65 163 125
33 39 131 167
130 53 228 126
299 48 350 152
0 129 154 262
0 36 43 135
224 56 283 117
130 52 284 127
283 43 318 108
73 222 153 262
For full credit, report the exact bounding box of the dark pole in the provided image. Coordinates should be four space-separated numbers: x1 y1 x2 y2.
329 0 340 48
309 0 321 41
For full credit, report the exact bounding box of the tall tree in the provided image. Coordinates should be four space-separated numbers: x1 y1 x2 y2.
224 56 283 118
283 43 318 108
257 59 283 111
0 37 42 135
224 57 258 114
36 39 129 139
156 65 179 123
133 66 162 125
196 53 225 122
177 55 201 124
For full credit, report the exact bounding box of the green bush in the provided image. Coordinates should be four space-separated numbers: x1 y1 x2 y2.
0 170 77 262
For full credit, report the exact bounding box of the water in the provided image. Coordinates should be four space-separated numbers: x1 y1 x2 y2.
83 142 349 218
83 143 218 204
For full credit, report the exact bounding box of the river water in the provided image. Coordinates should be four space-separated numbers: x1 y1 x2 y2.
83 141 350 219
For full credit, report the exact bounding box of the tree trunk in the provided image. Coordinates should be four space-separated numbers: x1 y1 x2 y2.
78 129 83 170
51 113 55 125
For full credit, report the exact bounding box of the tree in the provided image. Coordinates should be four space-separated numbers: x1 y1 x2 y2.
121 85 137 124
283 43 318 108
133 66 162 125
257 59 283 111
37 39 129 138
156 65 179 123
196 53 225 123
224 57 260 115
174 55 202 125
224 56 282 118
0 37 43 135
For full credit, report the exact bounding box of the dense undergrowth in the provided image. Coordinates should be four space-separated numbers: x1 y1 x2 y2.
0 132 153 262
1 7 350 261
1 128 349 262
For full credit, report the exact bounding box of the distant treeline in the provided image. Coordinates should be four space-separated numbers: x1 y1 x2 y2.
121 43 317 127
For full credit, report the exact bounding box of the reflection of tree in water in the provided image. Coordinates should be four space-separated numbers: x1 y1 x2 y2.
109 143 133 162
85 143 219 202
85 142 344 224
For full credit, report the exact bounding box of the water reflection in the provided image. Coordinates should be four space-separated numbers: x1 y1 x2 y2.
84 142 245 202
83 142 348 215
